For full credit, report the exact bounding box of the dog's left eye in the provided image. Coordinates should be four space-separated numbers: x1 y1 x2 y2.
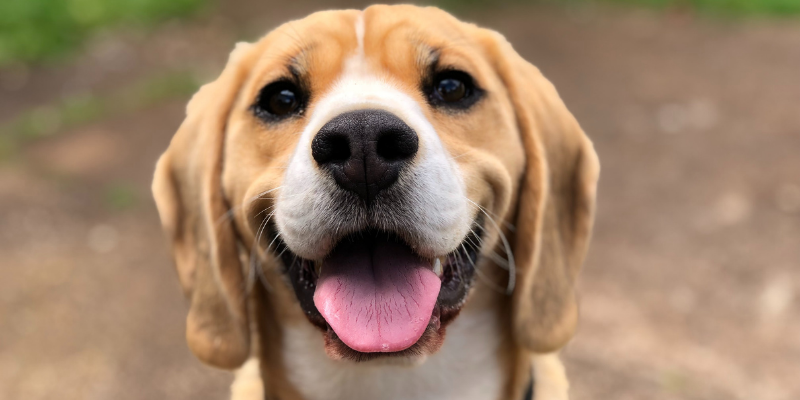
253 80 304 121
436 77 466 102
428 70 480 109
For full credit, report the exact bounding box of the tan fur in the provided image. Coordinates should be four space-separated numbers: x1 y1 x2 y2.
152 5 598 399
532 353 570 400
152 42 257 369
475 30 600 353
231 359 264 400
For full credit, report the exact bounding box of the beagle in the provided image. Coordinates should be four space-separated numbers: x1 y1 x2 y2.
152 5 599 400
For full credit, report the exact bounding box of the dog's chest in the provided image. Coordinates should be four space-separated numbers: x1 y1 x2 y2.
281 310 504 400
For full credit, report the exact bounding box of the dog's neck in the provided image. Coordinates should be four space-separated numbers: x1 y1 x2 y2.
276 307 507 400
281 308 505 400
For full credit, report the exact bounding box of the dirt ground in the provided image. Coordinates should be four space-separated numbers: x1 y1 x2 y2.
1 1 798 399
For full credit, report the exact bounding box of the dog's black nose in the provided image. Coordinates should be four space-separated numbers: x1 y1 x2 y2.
311 109 418 204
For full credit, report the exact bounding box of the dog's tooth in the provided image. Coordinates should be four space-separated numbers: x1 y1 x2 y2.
433 258 443 277
314 260 322 276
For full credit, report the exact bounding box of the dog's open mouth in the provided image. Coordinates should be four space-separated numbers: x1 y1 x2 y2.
272 222 481 361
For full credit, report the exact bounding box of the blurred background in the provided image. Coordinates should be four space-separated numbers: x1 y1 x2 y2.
1 0 798 399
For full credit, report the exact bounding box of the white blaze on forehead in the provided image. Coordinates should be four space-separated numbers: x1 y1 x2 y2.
355 12 365 56
275 15 471 260
343 12 369 77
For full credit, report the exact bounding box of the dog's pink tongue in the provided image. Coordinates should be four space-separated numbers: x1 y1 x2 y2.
313 238 441 353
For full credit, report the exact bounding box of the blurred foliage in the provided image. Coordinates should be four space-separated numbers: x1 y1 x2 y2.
604 0 800 16
0 0 793 68
439 0 800 16
0 0 207 67
0 70 200 161
104 182 139 210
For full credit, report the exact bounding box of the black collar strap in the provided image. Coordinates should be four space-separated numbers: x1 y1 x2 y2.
523 376 534 400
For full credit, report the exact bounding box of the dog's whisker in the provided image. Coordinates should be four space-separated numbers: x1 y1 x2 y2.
459 242 472 267
463 197 516 295
468 201 516 233
459 241 507 294
249 209 277 293
263 220 284 256
465 227 484 248
466 226 512 271
248 239 267 293
274 245 291 262
472 244 510 272
253 204 277 218
254 258 273 293
246 247 258 294
255 231 281 294
473 262 507 294
454 243 466 290
250 186 283 201
218 186 283 228
484 252 510 270
449 150 472 160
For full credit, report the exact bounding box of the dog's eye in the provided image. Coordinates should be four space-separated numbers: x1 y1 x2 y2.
268 89 298 115
253 80 303 121
435 77 466 102
428 70 480 110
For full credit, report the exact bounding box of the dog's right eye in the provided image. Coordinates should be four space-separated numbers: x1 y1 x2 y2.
252 80 304 121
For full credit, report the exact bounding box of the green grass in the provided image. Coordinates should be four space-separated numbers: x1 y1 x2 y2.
602 0 800 16
437 0 800 16
104 182 139 210
0 70 201 161
0 0 208 67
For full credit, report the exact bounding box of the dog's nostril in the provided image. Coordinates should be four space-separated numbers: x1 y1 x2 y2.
312 134 351 165
376 129 418 162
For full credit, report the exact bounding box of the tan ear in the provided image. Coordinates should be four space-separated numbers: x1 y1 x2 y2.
152 42 254 369
482 32 600 353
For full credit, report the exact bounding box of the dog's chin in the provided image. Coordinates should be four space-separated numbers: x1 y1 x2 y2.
270 220 481 362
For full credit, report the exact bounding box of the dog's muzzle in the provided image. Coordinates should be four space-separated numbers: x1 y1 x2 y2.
271 107 478 359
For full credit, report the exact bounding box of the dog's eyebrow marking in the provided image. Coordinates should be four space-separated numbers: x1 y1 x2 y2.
288 57 305 78
286 42 317 78
426 47 441 66
419 47 441 75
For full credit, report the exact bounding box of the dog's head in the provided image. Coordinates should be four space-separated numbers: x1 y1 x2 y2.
152 5 598 369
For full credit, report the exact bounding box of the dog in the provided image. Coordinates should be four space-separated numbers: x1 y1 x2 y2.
152 5 599 400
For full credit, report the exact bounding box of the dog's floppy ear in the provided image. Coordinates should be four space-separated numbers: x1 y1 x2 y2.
152 43 254 369
482 31 600 353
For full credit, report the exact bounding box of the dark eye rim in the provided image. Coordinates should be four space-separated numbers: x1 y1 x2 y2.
251 79 307 122
425 69 483 111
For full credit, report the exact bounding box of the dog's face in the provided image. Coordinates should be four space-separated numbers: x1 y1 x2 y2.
153 5 599 370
